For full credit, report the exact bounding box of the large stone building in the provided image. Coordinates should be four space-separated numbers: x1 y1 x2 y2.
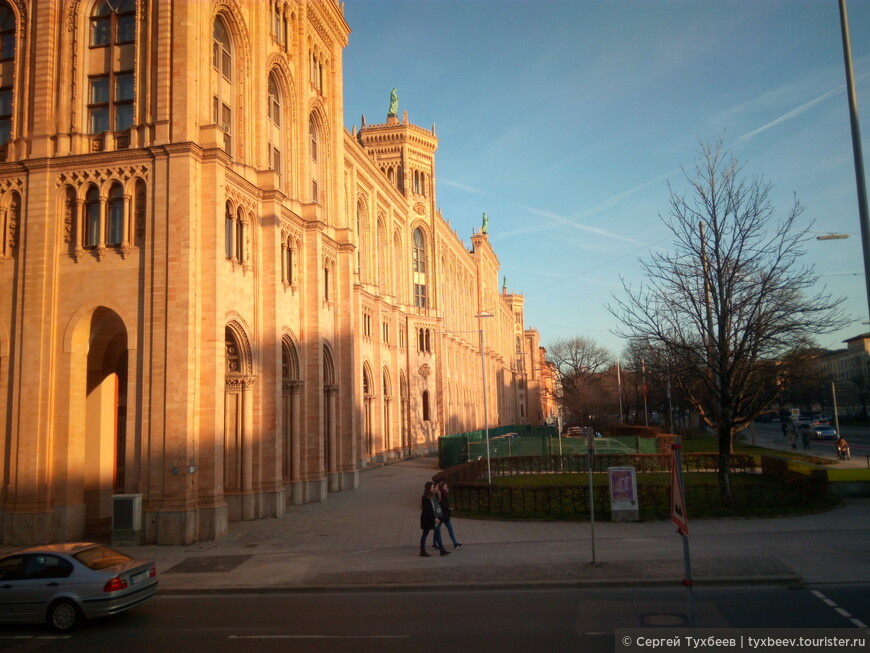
820 333 870 417
0 0 548 545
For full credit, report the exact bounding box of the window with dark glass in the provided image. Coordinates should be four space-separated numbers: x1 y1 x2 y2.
213 19 231 81
0 86 11 144
90 0 135 47
88 76 109 133
0 3 14 61
309 116 318 162
85 187 101 248
0 2 12 145
107 184 124 245
116 0 136 43
268 77 281 126
224 203 233 260
268 75 282 177
114 72 134 131
413 229 425 273
235 209 244 263
87 1 136 135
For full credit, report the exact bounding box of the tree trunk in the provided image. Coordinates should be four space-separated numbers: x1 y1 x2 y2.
717 424 734 507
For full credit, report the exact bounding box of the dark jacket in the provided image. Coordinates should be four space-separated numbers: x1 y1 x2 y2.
420 495 437 530
438 493 452 521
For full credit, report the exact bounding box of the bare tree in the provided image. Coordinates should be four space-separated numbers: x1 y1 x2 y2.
609 140 848 504
547 336 613 425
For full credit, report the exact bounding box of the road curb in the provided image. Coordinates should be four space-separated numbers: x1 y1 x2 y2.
153 574 803 596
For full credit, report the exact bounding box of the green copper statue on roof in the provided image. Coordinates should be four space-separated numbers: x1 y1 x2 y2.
481 212 489 234
389 88 398 115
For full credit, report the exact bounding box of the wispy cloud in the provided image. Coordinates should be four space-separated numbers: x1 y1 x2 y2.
733 84 843 145
728 69 870 147
503 265 569 279
439 178 484 194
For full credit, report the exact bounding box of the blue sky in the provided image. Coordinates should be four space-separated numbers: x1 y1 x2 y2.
341 0 870 359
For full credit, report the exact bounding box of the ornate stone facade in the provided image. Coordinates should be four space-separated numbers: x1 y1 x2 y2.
0 0 548 545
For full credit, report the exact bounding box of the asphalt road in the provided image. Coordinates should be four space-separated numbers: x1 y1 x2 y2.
1 585 866 653
747 421 870 457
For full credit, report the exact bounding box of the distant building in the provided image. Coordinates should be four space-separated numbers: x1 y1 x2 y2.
820 333 870 417
0 0 546 545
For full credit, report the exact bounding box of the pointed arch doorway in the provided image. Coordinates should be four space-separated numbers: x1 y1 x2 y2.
84 308 129 538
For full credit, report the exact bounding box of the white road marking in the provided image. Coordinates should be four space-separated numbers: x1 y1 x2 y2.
810 590 867 628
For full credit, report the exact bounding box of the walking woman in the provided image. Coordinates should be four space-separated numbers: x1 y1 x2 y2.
419 482 450 557
433 481 462 550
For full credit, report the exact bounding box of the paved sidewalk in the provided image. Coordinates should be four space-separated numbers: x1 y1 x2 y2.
113 455 869 593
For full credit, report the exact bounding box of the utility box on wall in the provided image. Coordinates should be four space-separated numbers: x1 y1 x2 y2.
112 494 143 546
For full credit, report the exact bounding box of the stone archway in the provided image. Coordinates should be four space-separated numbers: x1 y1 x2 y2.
83 307 128 536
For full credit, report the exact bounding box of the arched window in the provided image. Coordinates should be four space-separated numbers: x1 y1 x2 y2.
212 17 233 154
225 328 242 374
85 186 101 248
0 1 16 145
282 235 296 286
422 390 430 422
282 336 299 380
106 183 124 246
224 202 233 260
356 200 368 281
212 18 232 80
273 3 283 45
235 207 245 263
309 115 319 203
412 228 427 309
0 189 19 258
90 0 135 47
88 0 136 136
267 73 282 180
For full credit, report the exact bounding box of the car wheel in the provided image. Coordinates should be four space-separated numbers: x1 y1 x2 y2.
47 599 82 633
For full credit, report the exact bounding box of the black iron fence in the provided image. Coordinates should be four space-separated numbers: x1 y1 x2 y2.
433 454 825 520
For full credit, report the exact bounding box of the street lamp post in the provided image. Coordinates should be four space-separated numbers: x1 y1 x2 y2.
476 312 495 484
838 0 870 321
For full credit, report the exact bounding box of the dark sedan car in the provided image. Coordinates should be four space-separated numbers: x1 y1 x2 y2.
800 424 838 441
0 542 157 633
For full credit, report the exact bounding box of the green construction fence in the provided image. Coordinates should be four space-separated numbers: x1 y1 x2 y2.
437 425 657 469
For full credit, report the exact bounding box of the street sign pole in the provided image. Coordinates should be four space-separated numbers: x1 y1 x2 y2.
587 428 597 565
832 382 842 438
671 440 695 627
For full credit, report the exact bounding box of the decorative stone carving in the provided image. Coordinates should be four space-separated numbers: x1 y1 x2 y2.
413 201 425 215
225 377 256 391
135 186 146 238
282 380 304 395
418 363 431 379
7 196 18 250
63 195 74 243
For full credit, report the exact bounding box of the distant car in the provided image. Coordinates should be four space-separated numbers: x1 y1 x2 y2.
795 415 812 428
801 424 838 441
565 427 602 439
0 542 158 633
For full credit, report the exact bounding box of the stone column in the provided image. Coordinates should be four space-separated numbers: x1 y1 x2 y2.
326 384 338 491
120 194 132 258
241 377 255 520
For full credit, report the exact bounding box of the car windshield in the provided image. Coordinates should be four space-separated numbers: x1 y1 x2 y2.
74 545 132 570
